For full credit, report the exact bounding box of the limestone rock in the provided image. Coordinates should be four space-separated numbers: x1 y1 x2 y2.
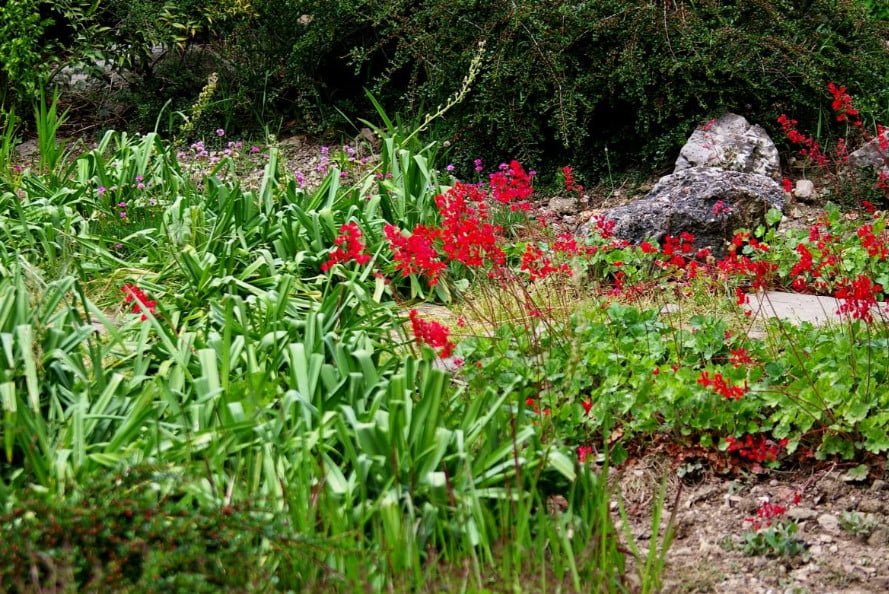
675 113 781 178
584 167 783 254
848 130 889 175
793 179 815 202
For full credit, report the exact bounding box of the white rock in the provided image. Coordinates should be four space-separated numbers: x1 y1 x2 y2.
793 179 815 200
675 113 781 178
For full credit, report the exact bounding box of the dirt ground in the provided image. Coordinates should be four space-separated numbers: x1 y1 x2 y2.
616 456 889 594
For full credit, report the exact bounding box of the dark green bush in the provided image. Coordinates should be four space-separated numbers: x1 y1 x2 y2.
0 467 307 593
217 0 888 177
7 1 887 178
0 1 101 110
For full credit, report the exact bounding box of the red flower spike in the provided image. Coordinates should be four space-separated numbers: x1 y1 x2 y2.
385 224 446 285
697 370 747 400
408 309 455 358
121 284 157 321
489 160 533 208
321 222 371 271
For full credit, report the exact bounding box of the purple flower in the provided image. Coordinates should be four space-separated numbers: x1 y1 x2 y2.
295 171 306 187
446 164 455 173
117 201 127 208
135 175 143 183
215 128 225 137
320 146 329 156
250 145 260 154
529 170 537 177
97 186 106 196
119 211 127 219
473 158 483 173
136 182 145 190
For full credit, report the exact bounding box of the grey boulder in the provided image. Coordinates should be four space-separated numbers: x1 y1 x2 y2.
848 130 889 175
675 113 781 178
586 167 784 253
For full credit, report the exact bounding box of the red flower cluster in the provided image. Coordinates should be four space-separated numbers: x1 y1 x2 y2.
777 114 828 168
726 434 788 463
827 82 862 127
435 182 505 267
856 224 888 260
717 233 776 292
728 348 754 368
589 215 616 239
121 284 157 321
385 224 446 285
745 500 788 531
321 222 371 271
520 244 570 281
697 371 746 400
577 444 594 463
660 232 696 268
561 165 584 196
835 274 883 322
489 160 533 211
408 309 455 358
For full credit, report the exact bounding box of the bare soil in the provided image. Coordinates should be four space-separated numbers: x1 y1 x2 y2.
616 457 889 594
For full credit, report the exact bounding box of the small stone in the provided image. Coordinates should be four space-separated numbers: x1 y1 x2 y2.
786 507 818 521
857 498 884 514
817 514 840 533
793 179 815 201
547 196 577 214
871 479 887 492
867 528 889 547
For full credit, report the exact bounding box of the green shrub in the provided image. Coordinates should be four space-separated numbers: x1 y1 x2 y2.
0 0 54 107
0 468 302 593
215 0 888 177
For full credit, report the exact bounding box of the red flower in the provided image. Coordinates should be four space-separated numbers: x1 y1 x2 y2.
835 274 883 322
777 115 829 168
857 224 888 260
121 284 157 321
385 224 446 285
553 233 580 255
580 399 592 415
727 434 788 464
827 82 862 127
577 445 594 463
435 182 506 267
321 222 371 271
561 165 584 195
489 160 533 209
745 500 788 530
781 178 793 193
697 371 747 400
408 310 455 358
520 244 570 281
729 348 754 368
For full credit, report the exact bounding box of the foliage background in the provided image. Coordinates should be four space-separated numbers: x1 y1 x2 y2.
3 1 886 178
